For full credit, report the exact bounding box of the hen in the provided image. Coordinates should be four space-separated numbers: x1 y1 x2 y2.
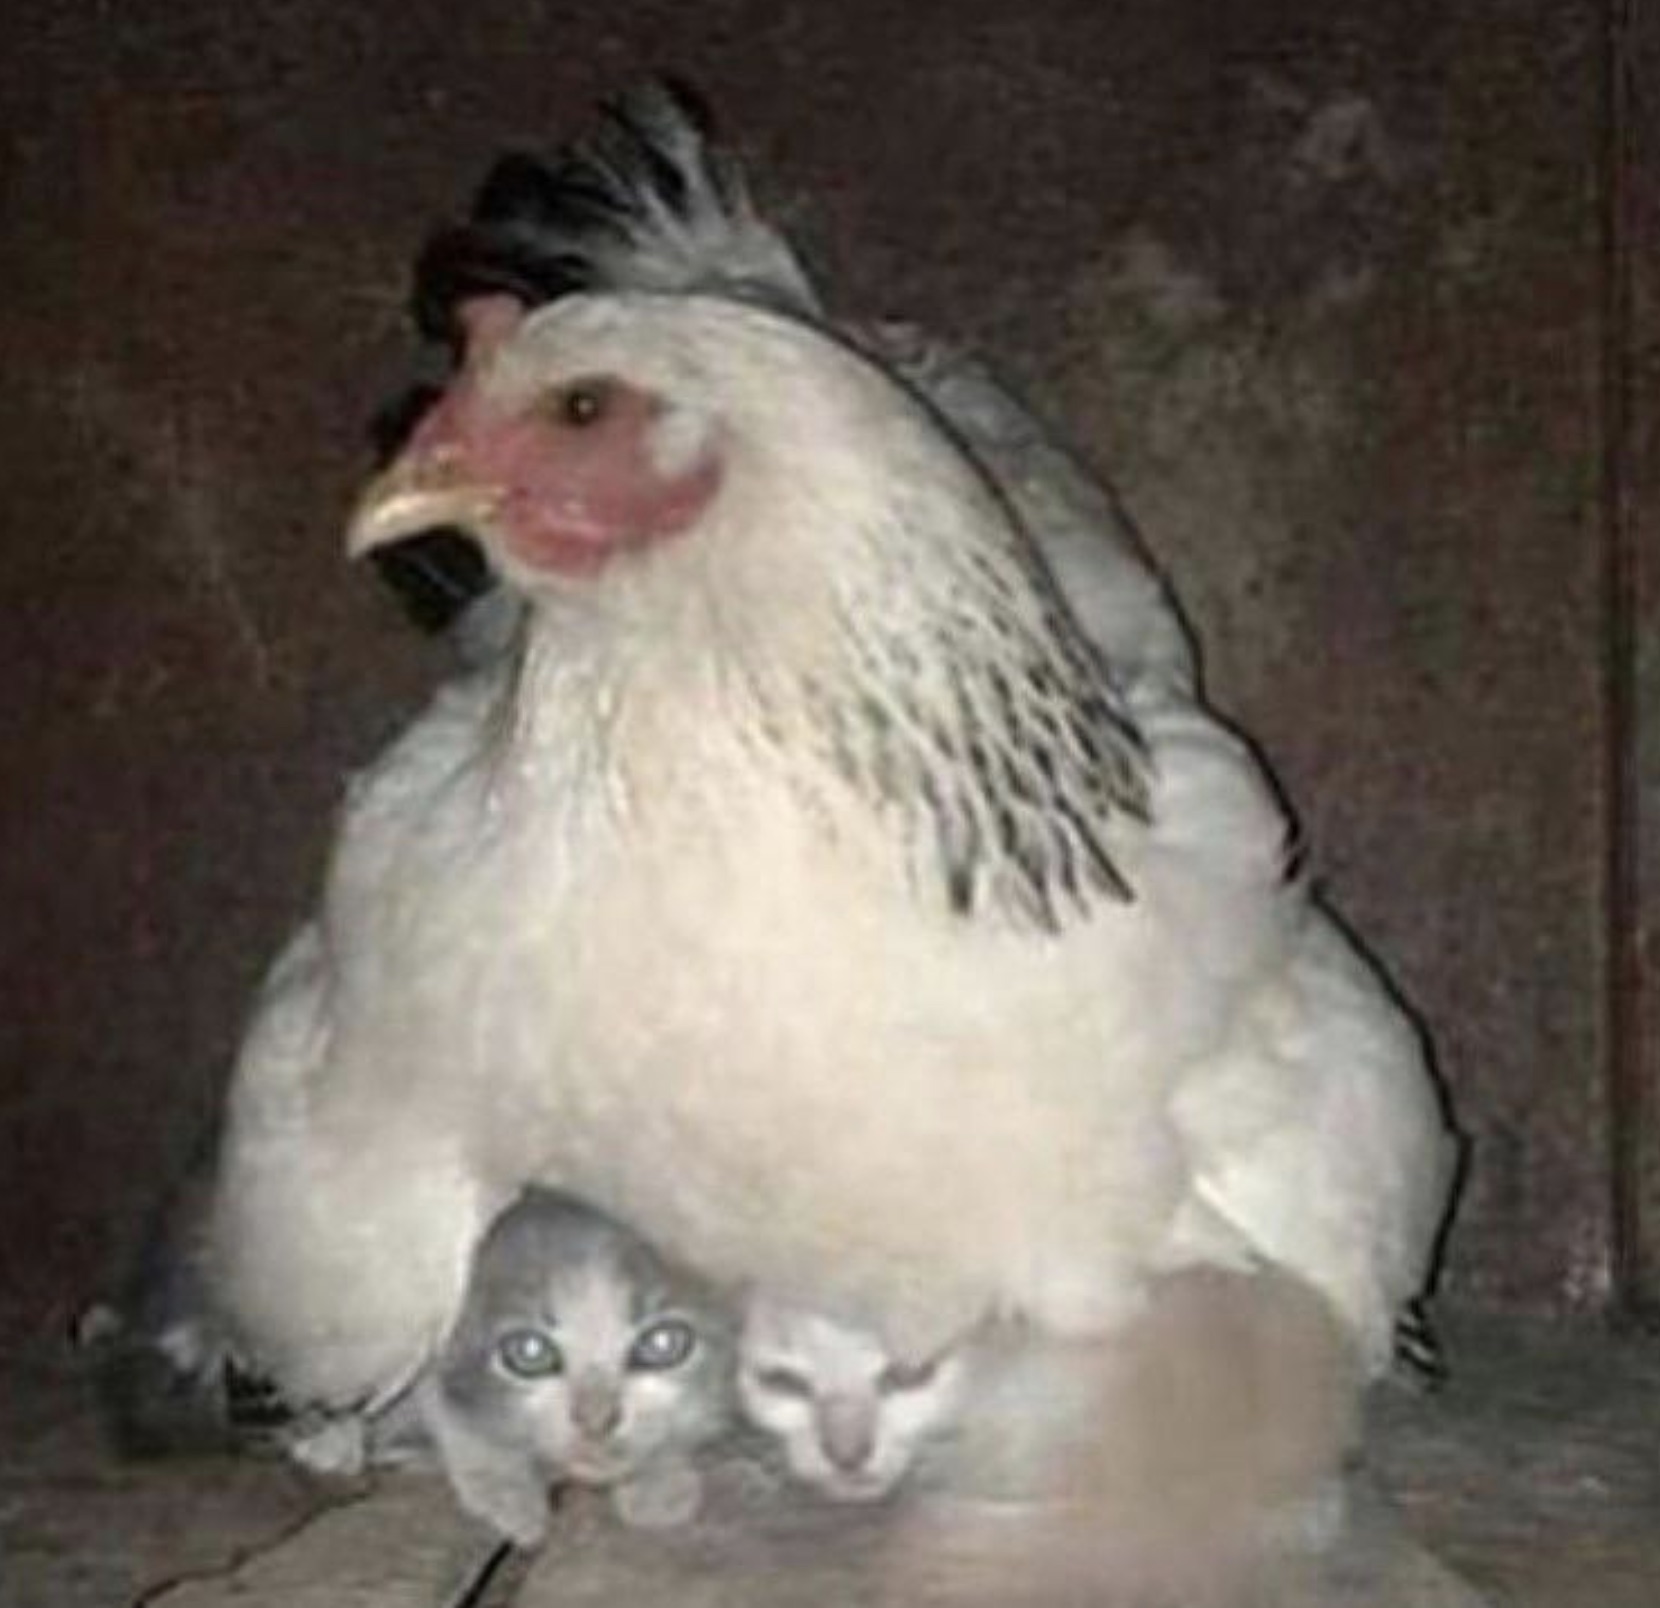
207 86 1457 1413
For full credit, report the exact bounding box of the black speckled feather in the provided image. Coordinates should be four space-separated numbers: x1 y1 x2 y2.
370 83 1151 917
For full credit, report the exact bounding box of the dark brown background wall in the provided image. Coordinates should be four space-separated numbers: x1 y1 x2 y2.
1 0 1649 1331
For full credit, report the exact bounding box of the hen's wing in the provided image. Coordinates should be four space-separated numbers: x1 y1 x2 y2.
208 921 486 1407
1164 912 1461 1372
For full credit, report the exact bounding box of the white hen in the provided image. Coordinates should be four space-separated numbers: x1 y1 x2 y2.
207 87 1456 1412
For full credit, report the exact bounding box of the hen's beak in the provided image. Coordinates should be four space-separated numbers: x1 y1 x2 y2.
344 457 501 559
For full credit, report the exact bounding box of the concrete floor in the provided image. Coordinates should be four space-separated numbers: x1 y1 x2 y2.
3 1309 1655 1608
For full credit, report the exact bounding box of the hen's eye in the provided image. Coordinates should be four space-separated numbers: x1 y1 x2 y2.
555 380 610 428
751 1366 813 1399
628 1318 698 1372
877 1355 940 1394
496 1327 562 1378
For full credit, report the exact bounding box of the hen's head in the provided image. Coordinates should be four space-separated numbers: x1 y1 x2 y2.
351 294 716 585
348 291 942 612
349 288 1154 920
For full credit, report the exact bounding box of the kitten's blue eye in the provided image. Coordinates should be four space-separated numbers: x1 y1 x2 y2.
496 1327 562 1379
628 1318 697 1372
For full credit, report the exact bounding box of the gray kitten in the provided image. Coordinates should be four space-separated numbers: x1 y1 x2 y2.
411 1188 735 1545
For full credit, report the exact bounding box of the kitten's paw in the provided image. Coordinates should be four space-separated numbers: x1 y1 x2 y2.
477 1491 550 1550
448 1468 551 1548
612 1462 703 1530
283 1414 369 1477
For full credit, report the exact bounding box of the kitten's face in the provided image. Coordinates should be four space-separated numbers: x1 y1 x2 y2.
439 1194 731 1486
737 1297 966 1502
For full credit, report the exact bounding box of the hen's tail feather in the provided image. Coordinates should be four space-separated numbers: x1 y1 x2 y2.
413 78 821 345
74 1299 296 1458
74 1127 301 1458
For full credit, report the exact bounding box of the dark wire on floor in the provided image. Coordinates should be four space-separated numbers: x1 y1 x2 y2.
442 1537 524 1608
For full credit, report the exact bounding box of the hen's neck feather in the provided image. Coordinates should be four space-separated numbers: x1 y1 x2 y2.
482 315 1152 931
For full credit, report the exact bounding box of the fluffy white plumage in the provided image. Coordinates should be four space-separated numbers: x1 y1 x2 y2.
207 89 1456 1414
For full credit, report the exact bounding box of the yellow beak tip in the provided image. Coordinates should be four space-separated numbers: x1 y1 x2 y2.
344 478 499 558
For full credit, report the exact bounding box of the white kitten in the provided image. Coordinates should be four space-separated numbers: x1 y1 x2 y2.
737 1295 968 1503
413 1188 735 1546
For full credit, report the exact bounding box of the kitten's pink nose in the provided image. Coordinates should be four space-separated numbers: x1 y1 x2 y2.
571 1374 624 1439
819 1398 876 1472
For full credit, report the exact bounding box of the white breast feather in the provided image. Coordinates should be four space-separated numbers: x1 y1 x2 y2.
209 300 1452 1406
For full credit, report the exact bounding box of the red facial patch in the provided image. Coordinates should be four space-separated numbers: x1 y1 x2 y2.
412 297 721 577
483 382 721 576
